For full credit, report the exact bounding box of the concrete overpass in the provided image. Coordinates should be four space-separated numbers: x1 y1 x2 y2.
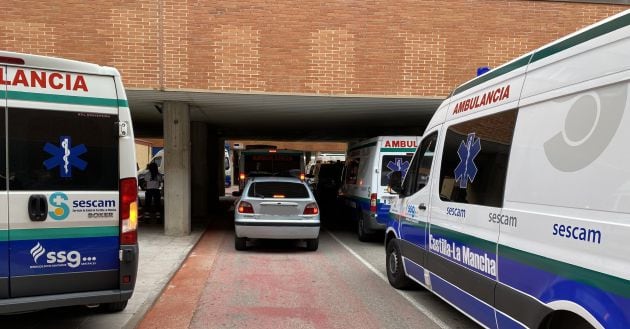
127 89 444 236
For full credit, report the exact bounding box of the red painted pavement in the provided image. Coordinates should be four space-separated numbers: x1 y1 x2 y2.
139 226 442 329
137 229 227 329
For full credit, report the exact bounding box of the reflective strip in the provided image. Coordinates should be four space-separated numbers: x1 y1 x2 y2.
9 226 119 240
5 90 127 107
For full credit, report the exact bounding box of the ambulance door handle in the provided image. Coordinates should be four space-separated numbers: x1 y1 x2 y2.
418 203 427 210
28 195 48 221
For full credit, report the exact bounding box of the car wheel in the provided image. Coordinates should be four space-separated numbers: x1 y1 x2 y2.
357 212 372 242
386 239 415 289
306 238 319 251
102 300 128 313
235 236 247 250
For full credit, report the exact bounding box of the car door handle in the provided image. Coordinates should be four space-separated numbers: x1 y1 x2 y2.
28 194 48 221
418 203 427 210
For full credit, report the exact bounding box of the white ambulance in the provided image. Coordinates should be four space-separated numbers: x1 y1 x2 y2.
338 136 420 241
386 9 630 329
0 51 138 313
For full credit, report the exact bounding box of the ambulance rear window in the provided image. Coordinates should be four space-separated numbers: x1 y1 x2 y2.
8 108 119 191
381 155 412 186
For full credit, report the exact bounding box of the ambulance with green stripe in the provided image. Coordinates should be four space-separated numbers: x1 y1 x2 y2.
338 136 420 241
0 51 138 313
386 9 630 329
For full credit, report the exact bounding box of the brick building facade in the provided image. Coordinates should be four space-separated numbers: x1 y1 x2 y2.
0 1 626 98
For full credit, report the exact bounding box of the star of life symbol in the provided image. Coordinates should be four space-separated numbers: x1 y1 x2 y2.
454 133 481 188
386 158 411 178
44 136 87 178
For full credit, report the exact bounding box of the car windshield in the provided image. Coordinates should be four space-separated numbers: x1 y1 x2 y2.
247 182 309 198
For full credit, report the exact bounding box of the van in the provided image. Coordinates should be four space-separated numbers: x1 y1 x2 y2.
224 145 232 187
0 51 138 313
385 10 630 329
338 136 420 241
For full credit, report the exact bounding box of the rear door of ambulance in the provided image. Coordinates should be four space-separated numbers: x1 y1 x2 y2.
377 137 418 207
0 64 8 299
6 65 121 297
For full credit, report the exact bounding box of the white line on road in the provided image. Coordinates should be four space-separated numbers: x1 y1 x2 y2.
326 230 453 329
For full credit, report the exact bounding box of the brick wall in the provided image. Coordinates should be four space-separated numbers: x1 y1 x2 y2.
0 0 625 97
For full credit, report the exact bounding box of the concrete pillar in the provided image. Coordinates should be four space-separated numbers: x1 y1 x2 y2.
191 122 209 218
206 135 221 213
163 101 191 236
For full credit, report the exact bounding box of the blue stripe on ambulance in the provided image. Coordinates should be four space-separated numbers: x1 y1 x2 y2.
0 238 7 278
498 253 630 328
342 195 391 225
8 226 119 277
430 273 498 329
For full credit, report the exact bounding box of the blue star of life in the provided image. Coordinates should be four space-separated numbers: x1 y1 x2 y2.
386 157 410 178
454 133 481 188
43 136 87 178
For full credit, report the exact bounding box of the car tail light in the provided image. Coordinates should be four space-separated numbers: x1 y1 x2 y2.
303 202 319 215
370 193 377 213
299 173 305 181
238 201 254 214
120 177 138 245
239 173 246 181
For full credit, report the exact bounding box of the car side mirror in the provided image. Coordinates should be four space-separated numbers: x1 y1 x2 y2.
232 191 242 197
388 171 403 194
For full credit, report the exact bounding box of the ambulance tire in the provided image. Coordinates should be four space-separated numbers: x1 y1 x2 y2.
103 300 128 313
235 236 247 250
357 212 373 242
386 239 415 290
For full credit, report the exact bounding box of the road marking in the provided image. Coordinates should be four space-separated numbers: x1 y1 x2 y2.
326 230 453 329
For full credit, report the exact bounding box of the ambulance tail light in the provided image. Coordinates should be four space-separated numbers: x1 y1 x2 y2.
120 177 138 245
303 203 319 215
0 56 25 65
370 193 377 213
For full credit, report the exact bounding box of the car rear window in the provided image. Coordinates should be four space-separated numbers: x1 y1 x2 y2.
248 182 309 198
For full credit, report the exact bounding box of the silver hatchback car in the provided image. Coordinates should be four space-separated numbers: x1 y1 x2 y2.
234 176 320 251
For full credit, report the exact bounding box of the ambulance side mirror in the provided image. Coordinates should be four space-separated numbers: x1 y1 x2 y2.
389 171 403 194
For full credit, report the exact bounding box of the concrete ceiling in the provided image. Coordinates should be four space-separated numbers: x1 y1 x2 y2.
127 90 443 142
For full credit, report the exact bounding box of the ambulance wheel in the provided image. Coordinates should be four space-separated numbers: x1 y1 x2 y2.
235 236 247 250
386 239 415 290
103 300 128 313
357 213 373 242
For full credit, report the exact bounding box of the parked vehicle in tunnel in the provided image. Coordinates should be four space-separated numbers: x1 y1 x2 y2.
385 9 630 329
234 177 320 251
338 136 420 241
307 161 344 215
237 149 306 192
0 51 138 313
